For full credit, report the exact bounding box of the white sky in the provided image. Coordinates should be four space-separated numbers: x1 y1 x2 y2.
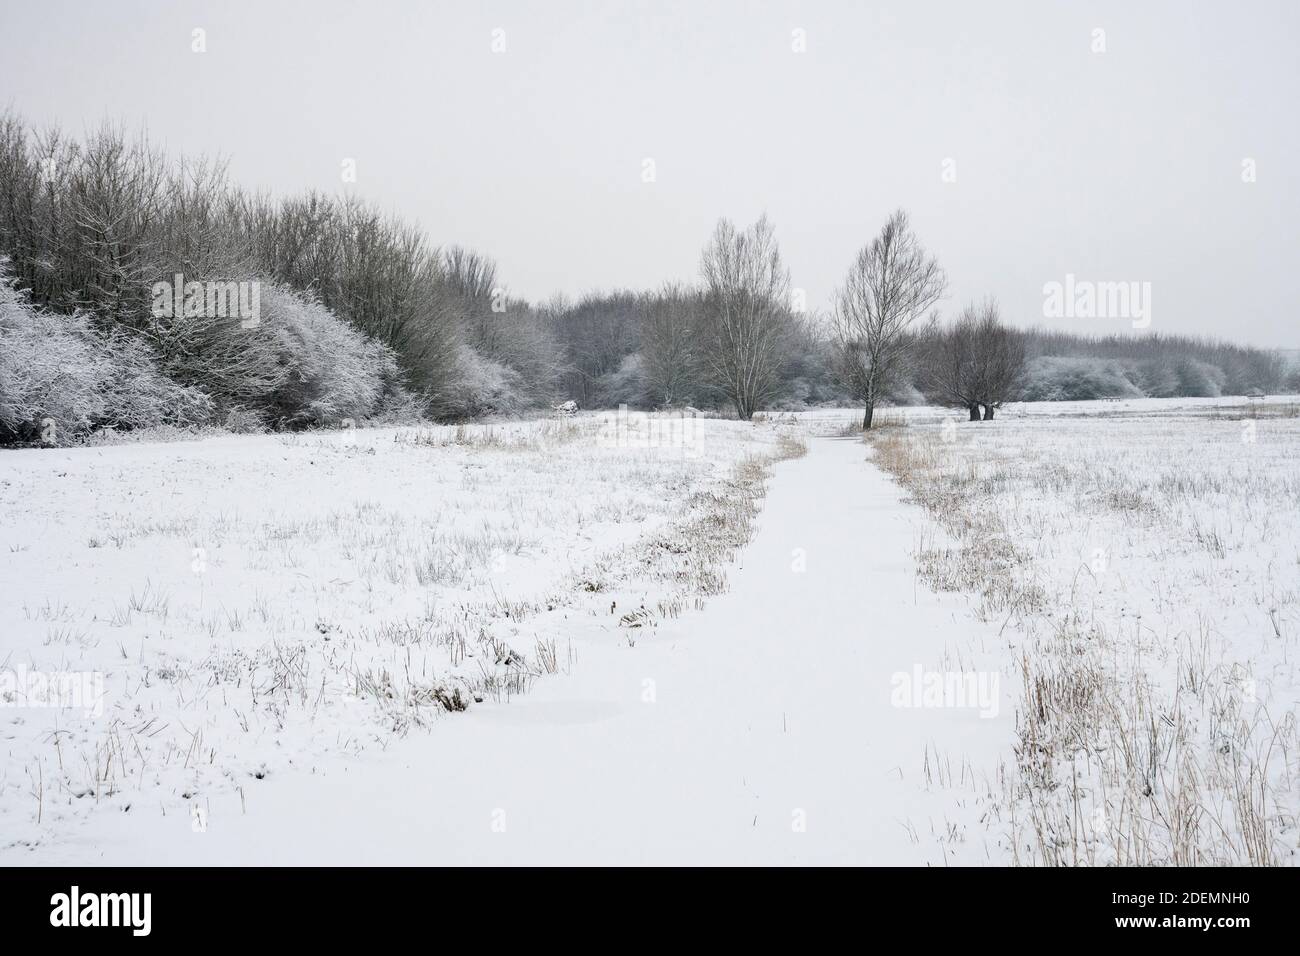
1 0 1296 345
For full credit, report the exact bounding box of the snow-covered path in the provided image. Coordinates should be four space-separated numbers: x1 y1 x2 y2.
36 435 1014 865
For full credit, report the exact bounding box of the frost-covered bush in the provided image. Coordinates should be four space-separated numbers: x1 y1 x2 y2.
98 332 216 431
435 345 526 419
1017 328 1282 399
1172 357 1225 398
1017 356 1144 402
593 353 647 407
149 281 408 429
1133 359 1181 398
223 406 268 434
1018 354 1235 402
0 266 408 442
0 265 213 445
367 380 429 424
257 285 405 428
1122 357 1224 398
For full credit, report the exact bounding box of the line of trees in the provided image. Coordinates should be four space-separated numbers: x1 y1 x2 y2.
0 112 565 440
1 109 1294 445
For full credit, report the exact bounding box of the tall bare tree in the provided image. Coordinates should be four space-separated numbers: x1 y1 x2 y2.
699 214 791 420
831 210 946 429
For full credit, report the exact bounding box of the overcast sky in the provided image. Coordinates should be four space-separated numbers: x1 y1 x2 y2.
2 0 1296 345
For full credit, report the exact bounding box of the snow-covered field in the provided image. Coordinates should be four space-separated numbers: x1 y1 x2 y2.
0 412 798 859
2 397 1295 866
869 396 1300 864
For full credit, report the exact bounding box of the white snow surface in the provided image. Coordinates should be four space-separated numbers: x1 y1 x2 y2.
2 397 1295 865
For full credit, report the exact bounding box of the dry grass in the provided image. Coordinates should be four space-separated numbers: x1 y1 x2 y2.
868 404 1300 866
0 411 800 847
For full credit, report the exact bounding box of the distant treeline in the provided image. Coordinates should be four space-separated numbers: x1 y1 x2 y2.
0 111 1293 444
1013 330 1291 401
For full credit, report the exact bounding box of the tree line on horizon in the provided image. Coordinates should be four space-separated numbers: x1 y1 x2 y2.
0 111 1292 445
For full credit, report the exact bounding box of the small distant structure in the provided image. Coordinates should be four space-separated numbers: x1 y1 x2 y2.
554 400 579 416
1246 387 1266 402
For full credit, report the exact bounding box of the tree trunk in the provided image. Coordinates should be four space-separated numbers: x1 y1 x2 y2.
968 403 980 421
982 404 995 420
862 403 874 430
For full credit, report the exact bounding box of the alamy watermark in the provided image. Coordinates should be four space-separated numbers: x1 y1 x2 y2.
50 886 151 936
151 274 261 328
890 666 1000 718
599 404 703 457
1043 274 1151 329
0 665 104 717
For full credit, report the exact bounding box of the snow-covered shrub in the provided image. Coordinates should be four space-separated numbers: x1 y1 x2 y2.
149 281 406 429
367 383 428 424
462 304 565 408
148 279 290 413
1134 359 1181 398
1018 354 1232 402
1017 356 1144 402
1172 358 1225 398
593 353 647 407
97 331 215 431
0 265 213 445
435 345 525 419
1 266 406 441
223 406 268 434
257 285 404 428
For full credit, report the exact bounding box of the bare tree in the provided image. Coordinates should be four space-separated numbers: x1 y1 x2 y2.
831 210 946 429
699 214 792 420
441 245 498 303
968 299 1025 419
922 299 1026 421
640 283 701 407
923 308 983 421
547 289 643 405
238 191 465 397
